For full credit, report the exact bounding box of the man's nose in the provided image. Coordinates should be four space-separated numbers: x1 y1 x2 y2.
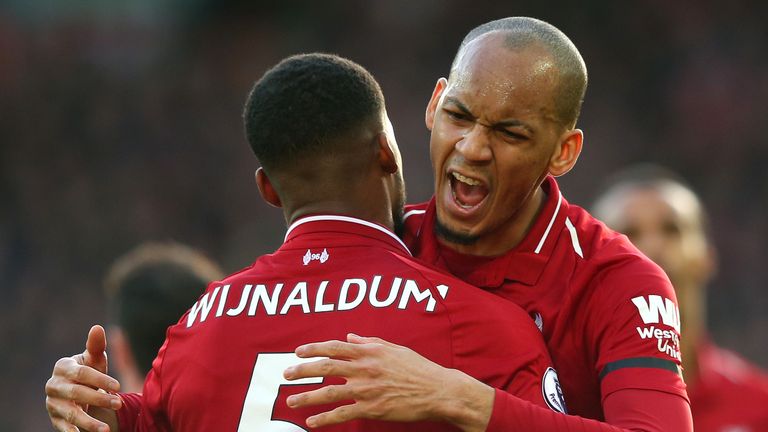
455 123 492 162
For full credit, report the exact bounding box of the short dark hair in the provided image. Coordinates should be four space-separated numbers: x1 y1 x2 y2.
595 163 692 196
104 242 224 375
243 53 385 172
592 163 711 237
452 17 588 128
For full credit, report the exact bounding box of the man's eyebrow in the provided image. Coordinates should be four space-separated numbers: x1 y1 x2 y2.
443 97 473 116
495 119 535 134
444 95 535 134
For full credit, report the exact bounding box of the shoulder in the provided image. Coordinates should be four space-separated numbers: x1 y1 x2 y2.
410 256 544 345
567 204 673 301
217 263 257 285
392 252 532 318
184 262 257 299
565 206 683 363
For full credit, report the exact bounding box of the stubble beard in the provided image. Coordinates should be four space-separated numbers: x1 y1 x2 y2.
392 175 407 238
392 205 405 238
434 217 480 246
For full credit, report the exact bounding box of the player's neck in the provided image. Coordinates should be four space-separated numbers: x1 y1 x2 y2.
286 198 395 233
283 174 396 232
440 187 547 257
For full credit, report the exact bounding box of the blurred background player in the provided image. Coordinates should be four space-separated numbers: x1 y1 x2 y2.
103 242 224 392
593 164 768 432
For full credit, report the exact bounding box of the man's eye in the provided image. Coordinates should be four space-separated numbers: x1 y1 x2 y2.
501 129 528 140
661 221 682 237
445 110 468 121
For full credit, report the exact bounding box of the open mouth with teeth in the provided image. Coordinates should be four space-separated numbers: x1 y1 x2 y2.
449 171 489 210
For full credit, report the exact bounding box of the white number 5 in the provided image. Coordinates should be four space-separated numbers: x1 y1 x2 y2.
237 353 325 431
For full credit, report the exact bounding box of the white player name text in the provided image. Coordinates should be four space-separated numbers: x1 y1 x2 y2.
186 276 450 328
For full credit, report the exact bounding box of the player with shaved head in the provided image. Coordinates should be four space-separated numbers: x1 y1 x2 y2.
284 17 693 432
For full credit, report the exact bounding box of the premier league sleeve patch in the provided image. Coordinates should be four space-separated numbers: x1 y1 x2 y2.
542 367 568 414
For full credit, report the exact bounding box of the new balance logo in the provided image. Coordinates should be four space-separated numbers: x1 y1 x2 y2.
533 312 544 333
303 249 329 266
631 295 680 332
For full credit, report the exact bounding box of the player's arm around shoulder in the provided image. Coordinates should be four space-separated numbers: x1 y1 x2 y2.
279 264 549 432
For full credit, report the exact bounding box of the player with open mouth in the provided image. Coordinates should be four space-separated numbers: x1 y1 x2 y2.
447 170 489 214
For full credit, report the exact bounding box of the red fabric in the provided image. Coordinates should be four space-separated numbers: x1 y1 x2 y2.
487 388 692 432
688 339 768 432
129 215 554 431
403 176 689 422
116 391 142 432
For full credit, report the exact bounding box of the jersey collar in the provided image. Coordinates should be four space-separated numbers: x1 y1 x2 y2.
284 214 412 257
414 176 568 288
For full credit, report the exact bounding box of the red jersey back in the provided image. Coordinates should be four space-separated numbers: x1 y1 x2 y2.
403 176 688 421
131 215 556 431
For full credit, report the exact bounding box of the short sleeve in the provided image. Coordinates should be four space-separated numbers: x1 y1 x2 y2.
587 247 688 402
116 392 142 432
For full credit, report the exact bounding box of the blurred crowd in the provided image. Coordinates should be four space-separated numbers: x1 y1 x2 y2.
1 1 766 430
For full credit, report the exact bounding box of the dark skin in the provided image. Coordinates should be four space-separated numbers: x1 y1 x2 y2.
281 32 584 432
43 110 408 432
255 115 405 230
280 32 691 432
45 325 121 432
427 34 582 256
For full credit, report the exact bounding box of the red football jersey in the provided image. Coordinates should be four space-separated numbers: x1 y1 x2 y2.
123 215 556 431
689 339 768 432
403 176 688 421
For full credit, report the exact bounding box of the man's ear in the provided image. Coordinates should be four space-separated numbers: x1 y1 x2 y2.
549 129 583 177
425 78 448 131
255 167 282 208
376 133 398 175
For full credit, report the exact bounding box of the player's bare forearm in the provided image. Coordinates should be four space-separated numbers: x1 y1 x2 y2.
283 333 494 431
435 368 494 432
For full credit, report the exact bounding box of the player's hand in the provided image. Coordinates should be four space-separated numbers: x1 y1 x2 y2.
45 325 122 432
283 333 494 432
